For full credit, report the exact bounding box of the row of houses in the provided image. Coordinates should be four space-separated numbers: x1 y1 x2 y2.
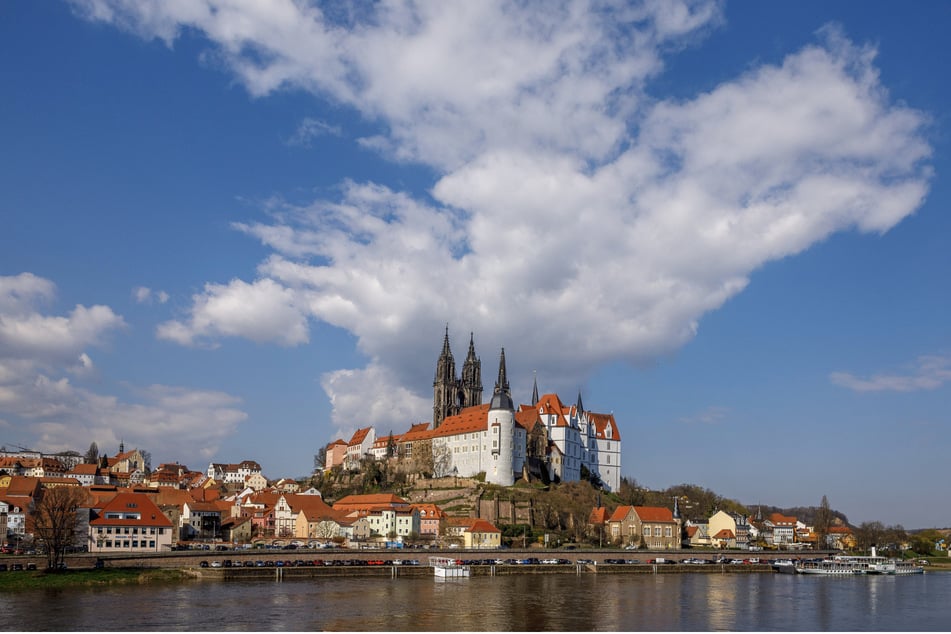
588 504 857 551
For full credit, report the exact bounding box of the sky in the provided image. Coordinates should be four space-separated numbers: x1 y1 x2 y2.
1 0 948 529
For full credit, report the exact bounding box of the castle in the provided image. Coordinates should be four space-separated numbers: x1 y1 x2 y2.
327 329 622 491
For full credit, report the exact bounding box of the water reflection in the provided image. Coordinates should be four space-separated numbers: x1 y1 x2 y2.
3 571 950 631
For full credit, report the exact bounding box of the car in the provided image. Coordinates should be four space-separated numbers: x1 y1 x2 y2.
11 563 23 571
624 544 639 550
210 561 223 568
577 559 595 565
199 561 210 568
0 564 6 571
541 558 559 564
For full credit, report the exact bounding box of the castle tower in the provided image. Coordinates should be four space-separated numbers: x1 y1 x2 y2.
486 348 515 486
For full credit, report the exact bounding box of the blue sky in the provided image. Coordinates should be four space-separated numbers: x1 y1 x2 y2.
1 1 948 529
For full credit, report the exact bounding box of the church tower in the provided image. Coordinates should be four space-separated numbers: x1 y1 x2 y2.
461 332 482 409
433 328 483 428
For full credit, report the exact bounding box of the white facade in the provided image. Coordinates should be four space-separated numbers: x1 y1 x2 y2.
486 404 515 486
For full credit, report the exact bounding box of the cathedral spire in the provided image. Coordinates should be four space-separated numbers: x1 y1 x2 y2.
576 391 584 415
494 347 509 395
531 371 539 406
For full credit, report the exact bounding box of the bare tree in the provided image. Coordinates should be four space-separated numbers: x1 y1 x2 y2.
84 442 99 464
814 495 833 550
30 487 86 570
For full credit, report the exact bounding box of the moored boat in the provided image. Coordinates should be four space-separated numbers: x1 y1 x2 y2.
430 557 470 578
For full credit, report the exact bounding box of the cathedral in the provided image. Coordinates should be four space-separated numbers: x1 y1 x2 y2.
428 329 622 491
432 327 483 428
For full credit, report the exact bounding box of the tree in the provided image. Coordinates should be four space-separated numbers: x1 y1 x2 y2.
314 446 327 472
140 450 152 474
386 431 397 459
30 487 86 570
84 442 99 464
814 495 833 550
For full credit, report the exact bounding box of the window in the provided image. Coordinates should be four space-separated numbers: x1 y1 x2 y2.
665 527 672 538
643 526 651 536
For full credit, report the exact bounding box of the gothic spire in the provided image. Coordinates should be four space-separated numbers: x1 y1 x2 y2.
576 391 584 415
489 347 514 411
531 371 539 406
494 347 509 394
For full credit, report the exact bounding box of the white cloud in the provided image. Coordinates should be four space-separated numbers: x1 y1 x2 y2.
0 273 125 364
321 363 431 442
830 355 951 393
157 278 309 347
0 274 247 464
133 286 169 304
69 3 933 432
286 117 342 147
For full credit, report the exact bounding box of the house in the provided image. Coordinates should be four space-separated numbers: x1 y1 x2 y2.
244 472 268 491
607 505 682 549
370 432 402 460
221 515 253 543
708 510 751 549
181 501 224 541
412 503 445 539
323 439 348 472
273 478 300 494
765 513 797 546
587 506 608 543
67 463 104 487
463 519 502 549
684 522 710 548
331 494 419 540
826 525 856 550
346 427 376 470
88 492 174 553
206 460 263 485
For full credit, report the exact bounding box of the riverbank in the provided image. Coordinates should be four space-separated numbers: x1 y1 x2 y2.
0 568 198 592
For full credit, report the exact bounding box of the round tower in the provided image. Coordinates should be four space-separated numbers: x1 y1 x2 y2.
486 348 515 487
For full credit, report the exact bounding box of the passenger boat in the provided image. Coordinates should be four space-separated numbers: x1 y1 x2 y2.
831 548 924 575
795 559 865 575
430 557 470 578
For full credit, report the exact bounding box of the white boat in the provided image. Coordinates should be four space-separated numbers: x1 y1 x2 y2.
771 559 797 574
796 559 865 575
831 548 924 576
430 557 469 578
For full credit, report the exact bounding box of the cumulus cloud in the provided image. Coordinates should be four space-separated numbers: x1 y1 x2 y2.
69 2 933 436
157 278 309 347
133 286 169 304
0 273 247 464
830 355 951 393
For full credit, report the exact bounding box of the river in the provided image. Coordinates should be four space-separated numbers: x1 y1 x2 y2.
3 571 949 631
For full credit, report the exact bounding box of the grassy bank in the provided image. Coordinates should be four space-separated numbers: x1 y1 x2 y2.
0 568 196 592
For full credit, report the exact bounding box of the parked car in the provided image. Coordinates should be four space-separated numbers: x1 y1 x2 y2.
199 561 209 568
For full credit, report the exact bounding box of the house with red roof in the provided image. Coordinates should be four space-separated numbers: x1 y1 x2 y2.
332 494 419 541
606 505 682 549
323 439 348 472
346 427 376 470
765 513 797 546
463 519 502 549
88 492 173 553
412 503 446 539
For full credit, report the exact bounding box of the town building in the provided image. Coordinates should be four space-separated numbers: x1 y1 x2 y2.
88 492 174 553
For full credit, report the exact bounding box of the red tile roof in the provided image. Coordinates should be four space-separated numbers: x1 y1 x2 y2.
466 520 501 534
90 492 173 527
633 506 675 523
